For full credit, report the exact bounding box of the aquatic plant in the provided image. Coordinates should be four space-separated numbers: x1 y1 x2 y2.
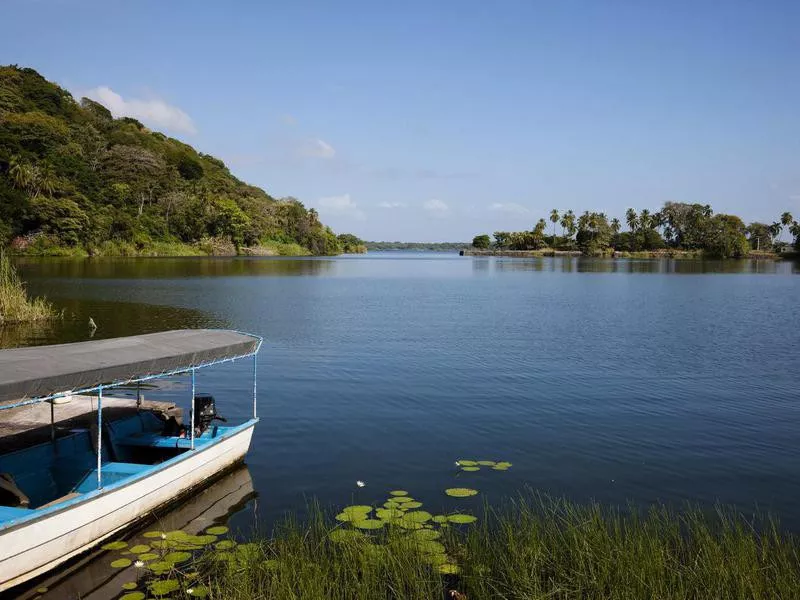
0 251 59 324
445 488 478 498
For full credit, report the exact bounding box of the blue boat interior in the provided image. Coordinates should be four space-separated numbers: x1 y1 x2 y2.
0 410 232 527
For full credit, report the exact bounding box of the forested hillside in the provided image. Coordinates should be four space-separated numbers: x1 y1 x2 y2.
0 66 345 256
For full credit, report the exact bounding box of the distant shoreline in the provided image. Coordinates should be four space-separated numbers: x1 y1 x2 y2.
461 248 788 260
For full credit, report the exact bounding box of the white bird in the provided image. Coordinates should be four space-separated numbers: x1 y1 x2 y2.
88 317 97 330
356 480 365 488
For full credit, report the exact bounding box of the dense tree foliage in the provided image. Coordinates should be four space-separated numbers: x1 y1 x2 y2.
0 66 344 255
336 233 367 254
472 234 491 249
479 202 798 257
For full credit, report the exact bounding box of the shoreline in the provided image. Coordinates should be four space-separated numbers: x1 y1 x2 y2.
460 248 786 260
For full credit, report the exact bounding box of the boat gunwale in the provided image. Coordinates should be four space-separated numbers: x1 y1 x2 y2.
0 418 258 533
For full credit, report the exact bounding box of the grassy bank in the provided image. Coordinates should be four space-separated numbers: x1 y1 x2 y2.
0 251 58 324
9 237 314 258
108 494 800 600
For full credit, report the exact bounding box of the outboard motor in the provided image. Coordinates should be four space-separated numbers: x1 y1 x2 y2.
193 393 226 434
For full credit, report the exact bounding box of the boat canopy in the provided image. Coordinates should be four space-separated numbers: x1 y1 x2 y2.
0 329 261 408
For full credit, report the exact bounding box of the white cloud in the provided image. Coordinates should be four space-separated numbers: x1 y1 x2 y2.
423 199 449 216
378 201 407 209
489 202 530 214
318 193 365 220
84 86 196 134
301 138 336 159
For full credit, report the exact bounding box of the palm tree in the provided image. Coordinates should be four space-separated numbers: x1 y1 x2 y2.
640 209 651 230
780 212 794 242
611 218 621 234
625 208 638 233
549 209 559 240
8 156 33 193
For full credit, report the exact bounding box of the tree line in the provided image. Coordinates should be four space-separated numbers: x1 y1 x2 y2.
473 204 799 258
0 66 356 256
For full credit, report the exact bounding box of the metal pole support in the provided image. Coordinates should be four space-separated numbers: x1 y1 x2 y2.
190 368 196 450
97 386 103 490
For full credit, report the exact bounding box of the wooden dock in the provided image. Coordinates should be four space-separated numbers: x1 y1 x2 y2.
0 395 181 454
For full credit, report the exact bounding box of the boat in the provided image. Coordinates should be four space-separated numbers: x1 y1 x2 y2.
15 465 256 600
0 329 262 593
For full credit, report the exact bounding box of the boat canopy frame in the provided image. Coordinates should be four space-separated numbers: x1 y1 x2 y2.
0 329 262 491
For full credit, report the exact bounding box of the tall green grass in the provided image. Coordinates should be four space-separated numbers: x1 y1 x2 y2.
196 495 800 600
0 250 58 324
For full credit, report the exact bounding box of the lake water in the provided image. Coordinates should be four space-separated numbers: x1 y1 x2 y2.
5 253 800 596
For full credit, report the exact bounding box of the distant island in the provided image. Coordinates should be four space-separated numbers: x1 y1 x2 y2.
0 65 363 257
469 206 799 259
364 241 468 252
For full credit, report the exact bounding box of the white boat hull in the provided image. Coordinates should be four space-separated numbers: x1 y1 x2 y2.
0 422 255 592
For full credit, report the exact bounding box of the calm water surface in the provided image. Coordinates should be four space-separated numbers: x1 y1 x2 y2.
5 253 800 594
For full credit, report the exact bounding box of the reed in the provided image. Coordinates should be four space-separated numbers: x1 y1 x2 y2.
195 494 800 600
0 250 58 324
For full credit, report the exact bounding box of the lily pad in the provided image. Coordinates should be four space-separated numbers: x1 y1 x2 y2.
329 528 366 543
215 540 236 550
448 514 478 524
389 490 408 496
456 460 477 466
426 551 449 565
122 582 138 590
142 530 165 538
129 544 150 554
188 585 210 598
352 518 385 530
438 563 461 575
392 496 415 504
205 525 229 535
411 528 441 540
416 540 446 555
396 518 424 530
186 534 218 545
375 507 404 520
147 560 172 575
432 515 449 523
102 541 128 551
494 461 512 469
383 501 400 509
110 558 132 568
403 510 433 523
163 551 192 564
164 530 188 540
235 543 262 560
461 466 480 472
477 460 496 466
403 501 423 509
445 488 478 498
336 505 372 522
120 593 146 600
138 552 159 562
148 578 180 596
36 587 48 593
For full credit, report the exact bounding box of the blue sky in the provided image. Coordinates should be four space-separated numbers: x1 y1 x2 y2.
2 0 799 241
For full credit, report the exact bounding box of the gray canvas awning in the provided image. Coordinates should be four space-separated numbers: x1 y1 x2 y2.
0 329 261 407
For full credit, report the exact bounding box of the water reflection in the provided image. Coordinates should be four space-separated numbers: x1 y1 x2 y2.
485 256 796 274
13 256 337 280
0 298 222 348
11 465 256 600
